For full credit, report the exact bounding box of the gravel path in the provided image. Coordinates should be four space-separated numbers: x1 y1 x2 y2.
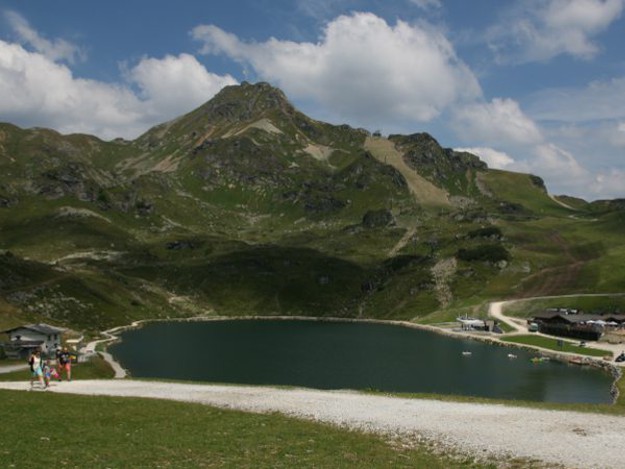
0 364 28 374
1 379 624 469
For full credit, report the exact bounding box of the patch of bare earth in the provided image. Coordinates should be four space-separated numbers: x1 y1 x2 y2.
431 257 457 308
515 232 585 298
364 136 449 207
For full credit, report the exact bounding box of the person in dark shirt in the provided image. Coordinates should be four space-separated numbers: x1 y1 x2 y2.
58 346 72 381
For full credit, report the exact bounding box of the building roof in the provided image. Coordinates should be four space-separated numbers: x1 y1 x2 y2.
456 317 485 326
532 311 625 324
1 323 66 335
605 315 625 322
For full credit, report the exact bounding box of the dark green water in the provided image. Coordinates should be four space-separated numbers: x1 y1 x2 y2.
109 319 614 404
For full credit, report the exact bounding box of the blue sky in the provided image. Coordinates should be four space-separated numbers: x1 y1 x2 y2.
1 0 624 200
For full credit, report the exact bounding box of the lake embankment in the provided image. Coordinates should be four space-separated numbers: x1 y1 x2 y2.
1 379 624 469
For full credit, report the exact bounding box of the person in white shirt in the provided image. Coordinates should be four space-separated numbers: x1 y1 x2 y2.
28 349 45 390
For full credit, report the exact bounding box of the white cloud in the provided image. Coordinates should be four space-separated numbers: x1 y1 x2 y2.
503 142 622 199
532 147 625 199
481 143 594 197
455 146 516 169
528 77 625 122
519 72 625 199
450 103 621 198
590 169 625 198
487 0 625 63
4 10 85 64
0 40 141 138
192 12 481 128
0 40 236 140
612 121 625 146
294 0 349 20
532 143 588 179
457 137 622 200
453 98 543 146
408 0 442 10
454 138 616 199
126 53 237 118
545 0 624 31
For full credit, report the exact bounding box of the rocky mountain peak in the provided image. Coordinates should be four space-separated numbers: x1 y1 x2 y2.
197 81 296 123
134 81 302 152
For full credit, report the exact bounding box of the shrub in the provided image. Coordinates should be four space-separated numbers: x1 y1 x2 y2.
467 226 502 239
457 244 510 263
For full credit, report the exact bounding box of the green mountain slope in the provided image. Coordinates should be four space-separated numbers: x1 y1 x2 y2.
1 81 623 332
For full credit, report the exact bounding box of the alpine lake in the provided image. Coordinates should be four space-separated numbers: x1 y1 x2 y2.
109 319 615 404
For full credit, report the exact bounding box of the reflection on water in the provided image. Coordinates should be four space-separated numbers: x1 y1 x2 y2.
109 319 614 404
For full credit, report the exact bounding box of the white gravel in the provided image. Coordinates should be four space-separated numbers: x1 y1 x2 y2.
2 379 624 468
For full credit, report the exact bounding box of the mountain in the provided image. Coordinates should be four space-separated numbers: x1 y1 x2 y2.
1 81 624 333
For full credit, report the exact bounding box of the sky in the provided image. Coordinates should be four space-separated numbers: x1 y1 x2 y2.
0 0 624 201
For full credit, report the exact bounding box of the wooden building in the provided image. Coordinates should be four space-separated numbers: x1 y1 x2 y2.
529 310 624 341
1 323 65 358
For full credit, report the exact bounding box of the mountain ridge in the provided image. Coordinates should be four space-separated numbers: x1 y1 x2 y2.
0 81 623 333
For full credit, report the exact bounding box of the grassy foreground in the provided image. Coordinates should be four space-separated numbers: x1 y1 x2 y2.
0 355 497 468
1 353 623 468
0 390 498 469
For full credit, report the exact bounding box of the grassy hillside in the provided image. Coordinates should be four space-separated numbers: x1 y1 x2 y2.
1 82 624 333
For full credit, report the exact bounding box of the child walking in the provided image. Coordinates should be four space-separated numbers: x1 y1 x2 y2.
42 360 59 387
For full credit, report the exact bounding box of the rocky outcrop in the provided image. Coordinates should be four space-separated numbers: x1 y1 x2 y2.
388 133 487 194
362 209 395 228
431 257 457 308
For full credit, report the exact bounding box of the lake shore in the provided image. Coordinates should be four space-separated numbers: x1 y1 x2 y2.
1 378 624 469
94 312 624 403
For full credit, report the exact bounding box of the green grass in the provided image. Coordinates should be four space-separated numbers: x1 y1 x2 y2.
500 335 612 357
0 389 495 469
2 173 624 332
480 170 573 217
503 295 625 318
494 321 517 333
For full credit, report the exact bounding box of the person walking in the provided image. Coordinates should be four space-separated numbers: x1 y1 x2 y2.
55 346 63 381
28 349 45 390
58 346 72 381
42 359 59 387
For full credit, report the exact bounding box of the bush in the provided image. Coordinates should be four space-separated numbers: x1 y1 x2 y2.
457 244 510 263
362 209 395 228
467 226 502 239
